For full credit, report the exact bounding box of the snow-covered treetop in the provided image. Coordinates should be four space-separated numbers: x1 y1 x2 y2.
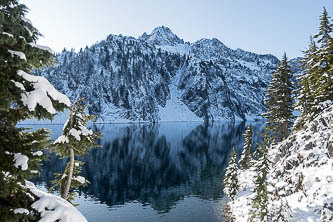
52 98 101 156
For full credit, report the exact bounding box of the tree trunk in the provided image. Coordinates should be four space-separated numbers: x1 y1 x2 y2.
62 147 74 200
283 122 288 140
62 111 75 200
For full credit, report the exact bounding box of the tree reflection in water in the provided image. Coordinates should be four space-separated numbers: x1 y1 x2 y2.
35 122 264 213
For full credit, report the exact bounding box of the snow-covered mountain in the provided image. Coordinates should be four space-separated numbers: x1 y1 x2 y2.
35 26 300 123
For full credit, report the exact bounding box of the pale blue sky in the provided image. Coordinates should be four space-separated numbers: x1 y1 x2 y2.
22 0 333 58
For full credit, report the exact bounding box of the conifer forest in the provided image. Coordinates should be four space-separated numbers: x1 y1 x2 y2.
1 1 333 221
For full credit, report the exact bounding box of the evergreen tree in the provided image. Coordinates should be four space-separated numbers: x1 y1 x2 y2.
250 133 272 222
312 7 333 114
239 124 253 170
295 36 318 117
51 98 101 201
223 145 239 201
298 8 333 119
0 1 69 220
314 7 332 47
263 53 294 141
271 197 292 222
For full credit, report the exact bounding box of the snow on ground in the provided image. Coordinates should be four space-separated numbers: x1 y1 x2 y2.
228 169 256 221
158 69 203 122
25 181 87 222
228 105 333 221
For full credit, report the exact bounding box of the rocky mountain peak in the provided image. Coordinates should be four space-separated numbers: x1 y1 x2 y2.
140 26 184 46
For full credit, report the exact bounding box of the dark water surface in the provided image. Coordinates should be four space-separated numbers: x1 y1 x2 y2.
27 122 264 222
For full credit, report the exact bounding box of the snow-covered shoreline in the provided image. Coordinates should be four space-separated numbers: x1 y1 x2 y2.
226 105 333 221
18 110 264 125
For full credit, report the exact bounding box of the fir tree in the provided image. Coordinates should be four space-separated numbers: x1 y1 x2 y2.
51 98 101 201
50 160 87 202
314 7 332 47
312 7 333 114
263 53 294 141
239 124 253 170
298 8 333 119
271 197 292 222
269 182 292 222
223 145 239 201
250 133 272 222
0 1 69 220
295 36 318 118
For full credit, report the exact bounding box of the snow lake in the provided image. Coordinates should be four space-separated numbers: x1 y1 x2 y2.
26 121 264 222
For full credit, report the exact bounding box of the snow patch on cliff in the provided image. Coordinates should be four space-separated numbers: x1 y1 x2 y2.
158 69 203 122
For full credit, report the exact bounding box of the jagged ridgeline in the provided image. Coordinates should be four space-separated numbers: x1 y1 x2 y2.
35 26 301 122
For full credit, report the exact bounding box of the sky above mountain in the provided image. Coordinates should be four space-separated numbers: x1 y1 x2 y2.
22 0 333 58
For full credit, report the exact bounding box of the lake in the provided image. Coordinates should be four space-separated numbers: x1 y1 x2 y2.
27 121 264 222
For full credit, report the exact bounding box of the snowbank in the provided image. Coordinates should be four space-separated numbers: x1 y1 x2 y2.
228 105 333 221
25 181 87 222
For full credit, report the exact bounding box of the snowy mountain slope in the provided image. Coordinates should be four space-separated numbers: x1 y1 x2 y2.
34 26 300 123
228 105 333 221
158 67 202 121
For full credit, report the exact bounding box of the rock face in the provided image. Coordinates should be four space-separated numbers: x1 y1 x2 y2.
270 105 333 221
35 26 299 122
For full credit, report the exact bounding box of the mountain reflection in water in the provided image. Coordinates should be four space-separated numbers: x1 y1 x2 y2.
32 121 264 221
